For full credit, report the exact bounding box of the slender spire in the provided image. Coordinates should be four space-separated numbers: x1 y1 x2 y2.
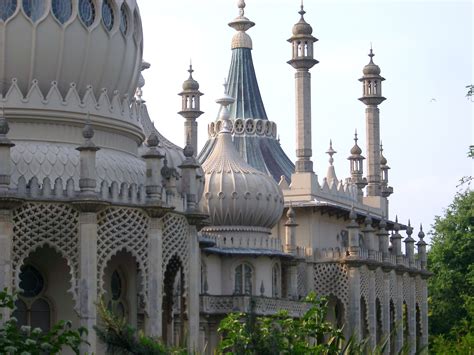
326 140 338 186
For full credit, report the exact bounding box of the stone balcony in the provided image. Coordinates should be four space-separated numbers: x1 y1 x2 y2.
200 295 311 317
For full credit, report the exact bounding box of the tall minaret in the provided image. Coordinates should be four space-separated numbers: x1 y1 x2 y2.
178 64 203 155
288 4 318 173
359 48 385 197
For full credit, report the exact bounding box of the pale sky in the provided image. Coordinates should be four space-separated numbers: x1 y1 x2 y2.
139 0 473 244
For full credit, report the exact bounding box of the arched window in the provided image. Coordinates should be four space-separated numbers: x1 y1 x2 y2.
119 3 128 35
13 265 52 332
101 0 113 31
23 0 44 22
51 0 72 24
79 0 95 27
272 264 280 298
0 0 17 21
234 263 252 295
108 270 126 318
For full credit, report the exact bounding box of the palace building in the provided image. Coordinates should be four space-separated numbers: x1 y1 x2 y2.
0 0 429 353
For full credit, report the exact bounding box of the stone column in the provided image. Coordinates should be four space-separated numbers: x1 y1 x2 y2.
0 209 13 322
365 105 381 196
294 69 313 173
348 266 361 340
146 216 163 337
395 273 404 353
187 224 200 352
78 211 99 353
420 278 429 349
408 276 416 354
382 270 391 355
367 269 377 350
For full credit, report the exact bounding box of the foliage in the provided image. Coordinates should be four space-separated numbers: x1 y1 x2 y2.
94 299 186 355
0 289 87 354
428 190 474 352
217 292 396 355
467 84 474 101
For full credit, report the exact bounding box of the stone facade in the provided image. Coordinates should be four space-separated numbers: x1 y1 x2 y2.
0 1 429 355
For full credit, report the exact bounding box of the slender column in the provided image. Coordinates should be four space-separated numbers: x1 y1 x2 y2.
78 212 98 354
295 69 313 173
0 209 13 322
348 266 361 340
365 105 381 196
395 273 404 353
408 277 416 354
420 279 429 348
289 265 298 300
146 217 163 337
368 270 377 350
187 224 200 352
382 271 391 355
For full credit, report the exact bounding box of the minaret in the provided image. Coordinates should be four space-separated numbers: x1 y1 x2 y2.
288 4 318 173
348 131 367 201
178 64 203 155
380 143 394 197
359 47 385 197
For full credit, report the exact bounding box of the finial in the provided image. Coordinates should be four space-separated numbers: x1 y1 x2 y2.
368 45 375 63
147 132 159 147
406 219 413 236
393 216 400 232
326 140 337 166
364 212 373 226
237 0 246 17
0 105 10 136
379 214 387 230
380 141 384 153
418 224 425 239
354 129 358 143
82 113 94 140
188 63 194 78
299 1 306 17
349 205 357 221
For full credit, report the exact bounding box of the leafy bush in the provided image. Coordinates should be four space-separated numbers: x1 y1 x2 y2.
0 289 87 354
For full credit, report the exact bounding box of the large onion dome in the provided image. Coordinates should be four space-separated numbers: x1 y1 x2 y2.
200 91 284 230
0 0 143 98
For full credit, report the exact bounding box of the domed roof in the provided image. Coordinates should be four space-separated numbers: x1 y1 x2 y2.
362 49 381 76
292 7 313 36
0 0 143 98
200 119 284 229
182 65 200 91
350 143 362 155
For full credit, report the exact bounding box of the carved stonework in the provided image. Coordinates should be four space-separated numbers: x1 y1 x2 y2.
97 207 149 302
313 263 349 306
12 203 80 304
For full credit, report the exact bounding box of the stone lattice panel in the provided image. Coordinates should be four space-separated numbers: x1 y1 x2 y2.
12 203 79 304
389 271 397 302
375 268 385 302
403 273 410 304
415 276 424 305
162 213 190 287
313 263 349 305
360 266 369 300
97 207 149 301
297 262 307 297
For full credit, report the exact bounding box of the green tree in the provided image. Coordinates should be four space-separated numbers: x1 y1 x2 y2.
94 299 186 355
0 289 87 354
217 293 394 355
428 190 474 352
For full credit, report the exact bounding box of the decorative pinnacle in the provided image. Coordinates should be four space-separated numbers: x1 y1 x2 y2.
238 0 246 17
188 64 194 79
183 133 194 158
368 45 375 63
0 105 9 136
147 132 159 147
394 215 400 232
418 224 425 239
326 140 337 166
379 215 387 230
349 205 357 221
299 2 306 17
82 113 94 140
354 129 358 144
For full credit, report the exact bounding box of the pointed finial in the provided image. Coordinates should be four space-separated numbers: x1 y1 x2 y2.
349 205 357 221
183 133 194 158
418 224 425 239
394 215 400 232
368 45 375 63
82 113 94 140
147 132 159 147
188 63 194 78
299 0 306 17
380 141 384 153
326 139 337 166
406 219 413 237
354 129 358 143
0 104 10 136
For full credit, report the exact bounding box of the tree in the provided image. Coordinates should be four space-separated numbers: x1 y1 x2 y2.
217 293 392 355
0 289 87 354
94 299 186 355
428 190 474 351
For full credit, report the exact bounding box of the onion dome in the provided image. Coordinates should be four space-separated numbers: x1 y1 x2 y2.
0 0 143 98
350 131 363 156
380 143 388 166
200 87 284 229
292 5 313 36
363 48 381 76
182 65 200 91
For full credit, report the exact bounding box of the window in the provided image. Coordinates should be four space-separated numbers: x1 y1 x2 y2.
51 0 71 24
13 265 51 332
23 0 44 22
234 263 252 295
101 0 113 31
119 3 128 35
79 0 95 27
108 270 126 318
0 0 17 21
272 264 280 298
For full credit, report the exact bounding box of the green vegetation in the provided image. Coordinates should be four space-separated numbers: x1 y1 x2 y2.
428 189 474 353
94 299 186 355
0 289 87 354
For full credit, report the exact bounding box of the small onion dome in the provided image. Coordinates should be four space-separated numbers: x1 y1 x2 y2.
182 65 200 91
380 142 388 165
363 49 381 76
293 6 313 36
349 131 363 156
200 125 284 229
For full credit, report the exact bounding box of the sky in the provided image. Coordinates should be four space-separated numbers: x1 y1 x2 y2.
138 0 473 244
